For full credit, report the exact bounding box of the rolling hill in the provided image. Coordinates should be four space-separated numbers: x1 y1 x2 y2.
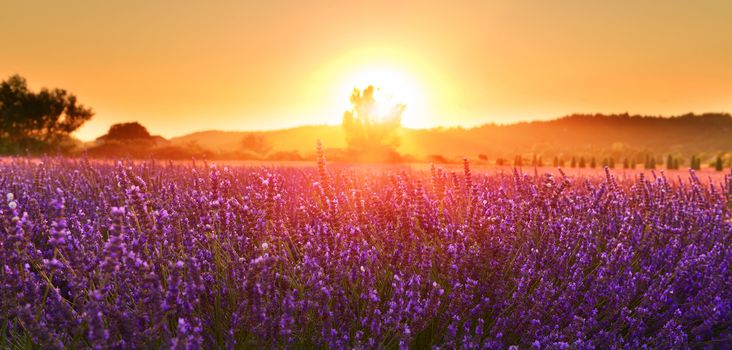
169 113 732 162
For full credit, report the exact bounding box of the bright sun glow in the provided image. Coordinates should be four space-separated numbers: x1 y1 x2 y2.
307 47 451 129
370 88 400 121
337 65 425 127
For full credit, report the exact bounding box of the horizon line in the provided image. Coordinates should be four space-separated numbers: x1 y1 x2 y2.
76 111 732 142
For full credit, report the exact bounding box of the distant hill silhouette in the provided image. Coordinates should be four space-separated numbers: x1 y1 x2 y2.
404 112 732 161
171 125 347 154
169 113 732 162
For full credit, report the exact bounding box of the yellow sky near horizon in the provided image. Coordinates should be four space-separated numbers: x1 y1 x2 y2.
2 0 731 141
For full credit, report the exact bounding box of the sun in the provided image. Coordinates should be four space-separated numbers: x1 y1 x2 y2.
309 47 455 128
337 65 426 128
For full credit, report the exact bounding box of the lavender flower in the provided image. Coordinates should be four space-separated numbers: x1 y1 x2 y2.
0 158 728 348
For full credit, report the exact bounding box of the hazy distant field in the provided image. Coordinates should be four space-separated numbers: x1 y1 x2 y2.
6 156 726 183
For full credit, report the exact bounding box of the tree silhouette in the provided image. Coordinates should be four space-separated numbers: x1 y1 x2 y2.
342 86 404 162
0 74 93 154
240 134 272 155
714 155 724 171
514 155 523 167
98 122 151 141
690 155 701 170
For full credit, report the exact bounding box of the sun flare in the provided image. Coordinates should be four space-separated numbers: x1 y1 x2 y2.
307 47 456 129
338 65 425 128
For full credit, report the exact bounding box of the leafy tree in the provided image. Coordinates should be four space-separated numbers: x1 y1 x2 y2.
690 155 701 170
579 157 586 168
89 122 167 158
98 122 151 141
0 74 93 154
342 86 404 161
714 155 724 171
571 156 577 168
240 133 272 155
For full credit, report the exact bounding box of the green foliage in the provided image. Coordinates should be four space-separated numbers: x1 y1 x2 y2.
0 74 93 154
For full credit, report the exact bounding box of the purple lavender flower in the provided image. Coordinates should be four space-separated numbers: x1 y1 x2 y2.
0 159 728 348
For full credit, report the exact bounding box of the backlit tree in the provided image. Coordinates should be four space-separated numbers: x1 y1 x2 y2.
342 86 404 162
0 74 93 154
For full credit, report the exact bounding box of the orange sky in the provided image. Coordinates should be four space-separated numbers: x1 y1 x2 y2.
2 1 731 141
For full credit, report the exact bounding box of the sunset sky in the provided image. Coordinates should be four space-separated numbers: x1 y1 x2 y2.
2 0 731 141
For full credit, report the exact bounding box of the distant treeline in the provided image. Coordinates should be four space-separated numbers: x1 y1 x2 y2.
493 153 728 171
168 113 732 165
74 113 732 168
80 122 308 161
407 112 732 161
2 75 732 164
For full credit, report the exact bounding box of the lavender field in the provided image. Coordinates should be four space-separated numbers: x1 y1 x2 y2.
1 155 731 349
